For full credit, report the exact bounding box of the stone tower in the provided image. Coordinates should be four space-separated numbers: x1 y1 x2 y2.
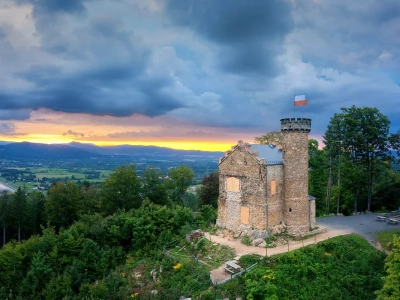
281 118 312 235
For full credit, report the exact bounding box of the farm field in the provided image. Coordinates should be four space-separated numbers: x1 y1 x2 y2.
30 167 112 180
0 166 114 191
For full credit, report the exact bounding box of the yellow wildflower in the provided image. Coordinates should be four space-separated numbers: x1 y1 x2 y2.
173 263 182 270
130 293 139 298
121 272 126 277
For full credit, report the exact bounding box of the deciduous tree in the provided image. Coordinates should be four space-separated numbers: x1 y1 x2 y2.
324 106 391 212
198 171 219 208
167 165 194 206
141 166 168 205
254 131 282 147
80 181 100 215
100 164 141 215
45 181 81 229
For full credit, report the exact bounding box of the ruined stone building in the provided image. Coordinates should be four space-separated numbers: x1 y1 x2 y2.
216 118 316 236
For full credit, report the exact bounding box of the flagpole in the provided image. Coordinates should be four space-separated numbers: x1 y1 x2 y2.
294 96 296 118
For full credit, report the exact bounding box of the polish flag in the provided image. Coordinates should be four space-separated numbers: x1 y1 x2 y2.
294 95 308 106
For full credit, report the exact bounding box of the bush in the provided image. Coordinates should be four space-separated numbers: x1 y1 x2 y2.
241 235 252 246
238 254 262 269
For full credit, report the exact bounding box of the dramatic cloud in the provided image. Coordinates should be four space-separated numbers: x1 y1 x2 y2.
0 109 31 120
0 122 23 136
0 0 399 149
165 0 293 76
1 0 187 119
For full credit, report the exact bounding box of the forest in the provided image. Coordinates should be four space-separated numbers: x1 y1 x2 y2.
0 105 400 299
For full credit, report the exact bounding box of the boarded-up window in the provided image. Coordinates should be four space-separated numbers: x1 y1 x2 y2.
241 206 250 224
270 179 276 195
226 177 240 192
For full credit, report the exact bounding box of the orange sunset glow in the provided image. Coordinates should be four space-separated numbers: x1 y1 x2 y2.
0 134 236 152
0 109 260 152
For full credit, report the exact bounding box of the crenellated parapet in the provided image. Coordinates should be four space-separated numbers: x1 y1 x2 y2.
280 118 311 132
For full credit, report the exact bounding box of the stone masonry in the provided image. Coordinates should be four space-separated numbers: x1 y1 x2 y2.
281 118 312 235
216 118 315 236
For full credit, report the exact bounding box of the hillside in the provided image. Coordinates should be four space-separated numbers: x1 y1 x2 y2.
0 141 223 161
0 142 96 160
68 142 223 158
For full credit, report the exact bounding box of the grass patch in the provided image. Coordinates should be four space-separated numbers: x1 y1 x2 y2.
241 235 252 246
374 228 400 251
165 238 235 270
195 238 235 269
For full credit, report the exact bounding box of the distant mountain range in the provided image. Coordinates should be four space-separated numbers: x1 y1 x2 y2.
0 141 224 160
67 142 223 157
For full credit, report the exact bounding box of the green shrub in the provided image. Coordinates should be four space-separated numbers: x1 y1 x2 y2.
241 235 252 246
238 254 262 269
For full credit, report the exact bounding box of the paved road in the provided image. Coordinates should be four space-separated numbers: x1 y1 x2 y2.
317 213 400 240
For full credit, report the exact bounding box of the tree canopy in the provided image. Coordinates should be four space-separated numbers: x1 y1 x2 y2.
254 131 282 147
324 106 393 213
167 165 194 206
100 164 142 215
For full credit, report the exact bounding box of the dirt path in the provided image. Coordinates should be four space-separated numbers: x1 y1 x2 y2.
207 227 351 283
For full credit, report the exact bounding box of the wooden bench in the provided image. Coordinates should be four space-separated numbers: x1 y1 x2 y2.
376 212 400 222
388 216 400 225
224 261 242 274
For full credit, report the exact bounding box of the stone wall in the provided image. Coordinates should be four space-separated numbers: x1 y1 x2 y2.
266 164 284 230
281 118 311 235
217 143 269 231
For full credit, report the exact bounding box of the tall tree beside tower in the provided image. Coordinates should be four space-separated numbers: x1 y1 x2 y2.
324 106 391 213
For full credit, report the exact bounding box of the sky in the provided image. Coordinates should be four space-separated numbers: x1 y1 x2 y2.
0 0 399 151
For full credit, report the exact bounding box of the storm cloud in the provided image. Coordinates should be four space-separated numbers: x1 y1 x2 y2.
0 0 399 143
165 0 293 76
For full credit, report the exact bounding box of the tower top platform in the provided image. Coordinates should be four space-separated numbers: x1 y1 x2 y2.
280 118 311 132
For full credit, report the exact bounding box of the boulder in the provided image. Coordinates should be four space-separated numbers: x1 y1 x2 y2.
234 231 243 239
250 230 267 240
251 238 265 246
186 230 204 242
257 241 267 248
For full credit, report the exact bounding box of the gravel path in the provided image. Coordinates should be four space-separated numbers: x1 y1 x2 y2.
208 213 400 283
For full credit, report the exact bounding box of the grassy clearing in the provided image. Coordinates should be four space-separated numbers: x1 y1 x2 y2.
195 238 235 269
167 238 235 270
374 228 400 250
